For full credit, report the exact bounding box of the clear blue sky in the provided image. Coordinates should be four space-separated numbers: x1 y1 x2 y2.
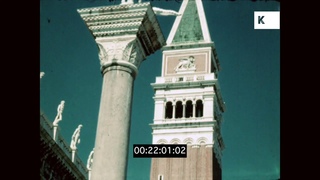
40 0 280 179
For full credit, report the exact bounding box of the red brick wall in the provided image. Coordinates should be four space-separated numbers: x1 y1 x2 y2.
150 145 221 180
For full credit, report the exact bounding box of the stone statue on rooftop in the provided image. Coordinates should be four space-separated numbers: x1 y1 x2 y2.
40 72 45 79
87 148 94 180
70 124 83 150
53 100 65 126
87 148 94 170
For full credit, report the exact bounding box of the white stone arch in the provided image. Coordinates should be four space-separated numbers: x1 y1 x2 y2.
165 99 173 104
165 98 174 106
185 96 194 101
183 137 194 145
157 139 168 144
195 98 203 102
170 138 181 144
175 97 184 102
196 137 208 145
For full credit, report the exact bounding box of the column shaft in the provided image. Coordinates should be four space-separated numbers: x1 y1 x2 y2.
91 65 134 180
182 104 186 118
193 103 196 118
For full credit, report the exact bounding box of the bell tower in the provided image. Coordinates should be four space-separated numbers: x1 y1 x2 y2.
150 0 226 179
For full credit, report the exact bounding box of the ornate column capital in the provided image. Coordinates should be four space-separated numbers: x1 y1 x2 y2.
96 37 145 77
78 2 166 78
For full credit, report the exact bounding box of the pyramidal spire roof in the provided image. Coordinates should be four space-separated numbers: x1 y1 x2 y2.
166 0 212 49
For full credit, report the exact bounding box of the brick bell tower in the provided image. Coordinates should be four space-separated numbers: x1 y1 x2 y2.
149 0 226 179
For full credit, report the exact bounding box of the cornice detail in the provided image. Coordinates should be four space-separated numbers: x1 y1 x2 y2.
78 2 166 76
81 12 146 22
88 21 142 31
77 2 149 14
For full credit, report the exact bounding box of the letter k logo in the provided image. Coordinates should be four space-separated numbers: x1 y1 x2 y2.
258 16 265 24
254 11 280 29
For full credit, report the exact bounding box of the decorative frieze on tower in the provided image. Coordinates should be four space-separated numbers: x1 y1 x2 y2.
150 0 226 179
77 2 165 180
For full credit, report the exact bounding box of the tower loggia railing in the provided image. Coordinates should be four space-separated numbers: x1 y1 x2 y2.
154 116 216 124
155 73 215 84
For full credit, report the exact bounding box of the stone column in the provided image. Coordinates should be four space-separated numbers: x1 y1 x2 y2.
192 101 196 118
77 3 165 180
92 37 143 180
182 101 186 118
172 102 176 119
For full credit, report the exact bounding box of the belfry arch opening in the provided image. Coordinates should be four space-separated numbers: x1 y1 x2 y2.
176 101 183 118
165 102 173 119
196 100 203 117
185 100 193 118
158 174 164 180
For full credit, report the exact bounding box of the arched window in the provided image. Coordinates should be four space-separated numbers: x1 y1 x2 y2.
170 138 181 144
165 102 173 119
185 100 193 118
158 174 164 180
196 100 203 117
157 139 168 144
175 101 183 118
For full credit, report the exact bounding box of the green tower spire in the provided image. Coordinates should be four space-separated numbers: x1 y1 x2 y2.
172 0 203 43
165 0 213 50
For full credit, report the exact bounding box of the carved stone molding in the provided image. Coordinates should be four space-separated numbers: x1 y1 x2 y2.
205 144 213 148
174 55 197 73
191 145 200 148
183 137 194 145
96 37 146 77
156 139 168 144
170 138 181 144
196 137 208 144
78 2 166 77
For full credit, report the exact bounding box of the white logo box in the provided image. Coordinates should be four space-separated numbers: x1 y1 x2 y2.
254 11 280 29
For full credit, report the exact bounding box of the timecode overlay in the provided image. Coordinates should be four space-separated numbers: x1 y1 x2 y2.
133 144 187 158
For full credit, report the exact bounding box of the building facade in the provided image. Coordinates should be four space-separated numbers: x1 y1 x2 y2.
40 110 88 180
150 0 226 179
